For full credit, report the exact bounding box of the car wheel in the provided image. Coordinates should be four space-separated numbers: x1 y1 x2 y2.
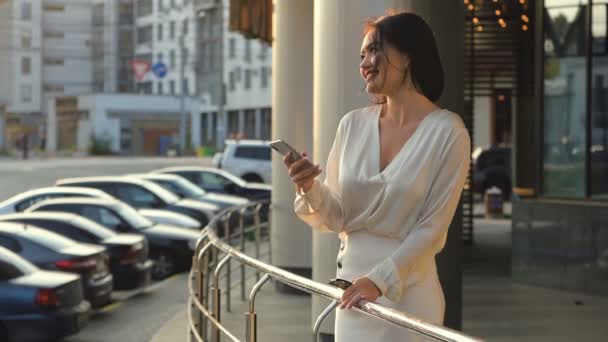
151 250 177 280
242 173 263 183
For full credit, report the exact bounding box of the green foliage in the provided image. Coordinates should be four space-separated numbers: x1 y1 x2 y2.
89 135 113 155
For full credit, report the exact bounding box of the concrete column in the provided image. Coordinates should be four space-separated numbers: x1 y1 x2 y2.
254 108 262 139
271 0 314 286
46 98 57 153
238 110 245 136
191 109 201 149
312 0 465 336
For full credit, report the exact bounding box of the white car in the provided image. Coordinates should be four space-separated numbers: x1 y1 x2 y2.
214 140 272 184
0 186 114 215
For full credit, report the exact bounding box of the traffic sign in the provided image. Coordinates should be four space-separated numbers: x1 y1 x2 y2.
152 62 168 79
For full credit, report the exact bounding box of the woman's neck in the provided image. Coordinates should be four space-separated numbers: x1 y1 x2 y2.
383 87 438 127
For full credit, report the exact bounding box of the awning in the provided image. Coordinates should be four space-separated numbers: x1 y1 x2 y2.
229 0 272 44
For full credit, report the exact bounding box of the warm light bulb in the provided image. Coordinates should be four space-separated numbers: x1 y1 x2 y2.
468 4 474 10
522 24 528 31
495 10 501 16
473 17 479 24
521 14 529 22
477 25 483 32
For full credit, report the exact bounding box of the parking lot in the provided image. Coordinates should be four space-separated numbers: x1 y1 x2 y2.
0 157 210 342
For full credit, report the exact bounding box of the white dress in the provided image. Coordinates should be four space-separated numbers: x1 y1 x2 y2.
294 104 470 341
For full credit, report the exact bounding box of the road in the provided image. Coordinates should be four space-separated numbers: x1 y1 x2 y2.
0 157 211 342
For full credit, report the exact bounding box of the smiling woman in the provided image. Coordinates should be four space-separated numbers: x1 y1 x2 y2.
282 10 470 342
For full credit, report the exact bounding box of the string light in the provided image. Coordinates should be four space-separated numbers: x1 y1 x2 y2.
473 17 479 24
468 4 474 11
522 24 528 31
464 0 469 4
476 25 483 32
521 14 529 23
495 10 501 16
519 0 526 4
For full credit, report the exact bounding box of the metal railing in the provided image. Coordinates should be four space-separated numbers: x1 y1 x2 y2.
188 200 483 342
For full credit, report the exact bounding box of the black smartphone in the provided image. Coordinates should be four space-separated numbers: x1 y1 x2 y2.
328 278 352 290
268 139 302 161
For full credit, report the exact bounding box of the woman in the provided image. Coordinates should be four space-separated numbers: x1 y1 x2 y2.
283 11 470 341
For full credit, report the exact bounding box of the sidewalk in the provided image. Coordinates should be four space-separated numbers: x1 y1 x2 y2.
151 218 608 342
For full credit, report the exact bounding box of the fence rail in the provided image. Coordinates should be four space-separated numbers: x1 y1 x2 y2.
188 200 483 342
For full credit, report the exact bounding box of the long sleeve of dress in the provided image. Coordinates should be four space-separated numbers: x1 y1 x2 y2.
365 130 471 302
293 120 346 233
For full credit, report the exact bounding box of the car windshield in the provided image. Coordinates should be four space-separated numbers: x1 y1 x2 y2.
170 178 206 197
0 248 37 278
72 217 116 239
140 181 181 204
113 202 154 230
212 169 247 187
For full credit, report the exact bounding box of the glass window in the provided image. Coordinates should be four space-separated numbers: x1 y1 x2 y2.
158 81 164 94
260 67 268 88
229 38 236 58
158 0 163 11
591 2 608 198
137 25 153 44
0 235 22 252
200 172 232 191
21 2 31 20
244 69 251 89
157 23 163 40
80 206 123 230
170 21 175 39
183 19 189 35
244 39 251 62
21 57 31 75
169 80 175 95
543 1 588 197
137 0 153 17
170 50 175 68
0 250 36 280
114 184 162 208
182 79 189 95
234 146 271 160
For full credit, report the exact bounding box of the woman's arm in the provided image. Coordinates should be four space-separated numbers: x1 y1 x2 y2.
365 129 471 302
293 120 346 233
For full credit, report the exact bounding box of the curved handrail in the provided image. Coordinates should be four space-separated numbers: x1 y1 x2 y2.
189 199 483 342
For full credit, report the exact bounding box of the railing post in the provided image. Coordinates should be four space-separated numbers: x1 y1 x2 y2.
254 203 262 282
246 273 271 342
223 214 232 313
212 254 231 342
313 301 339 342
240 206 248 301
197 241 212 341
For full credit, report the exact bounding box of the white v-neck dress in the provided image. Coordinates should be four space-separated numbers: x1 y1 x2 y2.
294 104 470 341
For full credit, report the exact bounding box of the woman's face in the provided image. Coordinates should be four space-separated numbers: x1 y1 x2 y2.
359 30 409 95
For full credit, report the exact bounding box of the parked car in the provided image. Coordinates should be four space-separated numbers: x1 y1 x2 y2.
0 186 114 215
472 145 512 199
0 222 113 308
27 197 200 280
137 208 200 229
213 140 272 183
55 176 221 227
152 167 271 201
0 212 152 291
0 246 91 342
128 173 249 209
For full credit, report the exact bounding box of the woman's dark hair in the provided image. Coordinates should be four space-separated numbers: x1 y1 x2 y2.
364 11 444 102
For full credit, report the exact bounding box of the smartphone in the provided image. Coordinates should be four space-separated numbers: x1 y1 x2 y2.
328 278 352 290
269 139 302 161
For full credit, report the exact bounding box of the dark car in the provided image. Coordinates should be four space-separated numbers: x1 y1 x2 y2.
0 212 153 291
472 145 512 199
128 173 249 210
152 167 271 201
0 186 114 215
0 222 113 308
27 197 200 280
0 247 91 342
55 176 220 227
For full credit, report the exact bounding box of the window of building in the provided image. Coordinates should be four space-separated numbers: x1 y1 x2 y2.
182 79 189 95
244 109 256 139
229 70 235 91
542 0 608 199
244 39 251 62
157 23 163 40
43 4 65 11
258 45 268 61
158 82 164 94
169 80 175 94
43 84 64 92
21 57 31 75
137 25 153 44
157 0 163 11
136 81 153 94
157 52 163 62
21 85 32 102
136 0 153 17
244 69 251 89
21 31 31 48
170 21 175 39
44 31 65 39
21 2 31 20
228 111 239 136
170 0 176 8
260 67 268 88
260 108 271 140
44 57 64 65
183 19 189 35
169 50 175 68
183 48 189 67
229 38 236 58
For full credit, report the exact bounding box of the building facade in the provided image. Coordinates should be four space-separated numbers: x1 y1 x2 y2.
0 0 93 152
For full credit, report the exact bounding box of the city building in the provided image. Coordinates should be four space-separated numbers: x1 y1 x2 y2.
0 0 94 153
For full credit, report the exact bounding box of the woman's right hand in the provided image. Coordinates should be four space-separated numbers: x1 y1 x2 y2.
283 152 323 193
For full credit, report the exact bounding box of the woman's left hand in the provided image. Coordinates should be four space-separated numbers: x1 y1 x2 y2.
339 277 381 310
